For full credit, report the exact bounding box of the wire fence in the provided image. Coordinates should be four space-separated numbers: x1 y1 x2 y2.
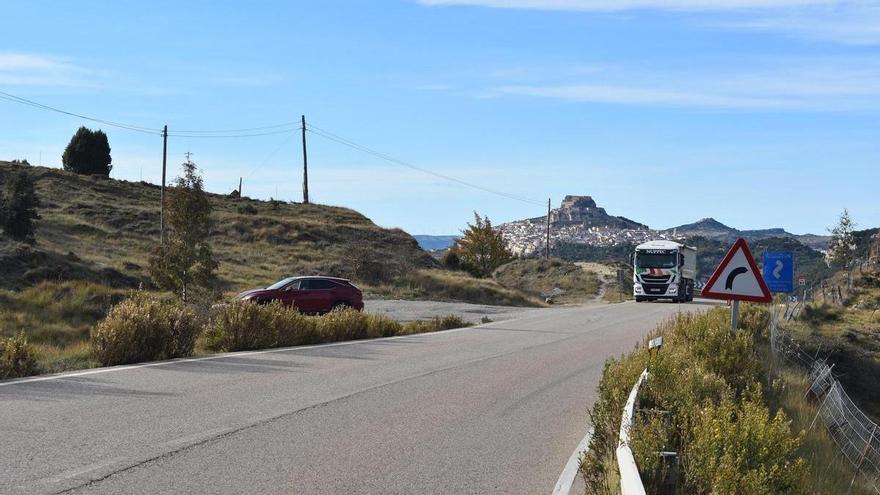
770 305 880 493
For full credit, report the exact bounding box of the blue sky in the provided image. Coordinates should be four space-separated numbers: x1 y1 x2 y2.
2 0 878 235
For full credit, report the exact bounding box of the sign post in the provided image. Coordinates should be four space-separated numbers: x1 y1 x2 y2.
701 238 773 331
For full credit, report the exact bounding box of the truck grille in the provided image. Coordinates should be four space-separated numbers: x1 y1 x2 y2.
641 274 671 284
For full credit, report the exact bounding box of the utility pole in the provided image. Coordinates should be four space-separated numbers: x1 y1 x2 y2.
160 125 168 243
301 115 309 204
545 197 551 259
239 177 243 197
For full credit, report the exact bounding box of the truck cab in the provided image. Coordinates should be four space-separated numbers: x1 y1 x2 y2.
632 240 697 303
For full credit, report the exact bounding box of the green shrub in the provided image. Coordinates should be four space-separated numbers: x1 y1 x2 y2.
0 333 39 379
236 204 258 215
91 294 201 366
581 306 804 494
204 300 319 352
686 389 806 494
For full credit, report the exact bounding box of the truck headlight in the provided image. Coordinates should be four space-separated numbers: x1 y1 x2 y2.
634 284 643 293
668 286 677 293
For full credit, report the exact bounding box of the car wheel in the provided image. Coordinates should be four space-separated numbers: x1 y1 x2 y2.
332 301 351 311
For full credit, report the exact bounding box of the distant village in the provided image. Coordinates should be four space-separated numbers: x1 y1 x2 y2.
498 195 670 256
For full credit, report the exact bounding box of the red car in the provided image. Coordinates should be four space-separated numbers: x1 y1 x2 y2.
236 276 364 314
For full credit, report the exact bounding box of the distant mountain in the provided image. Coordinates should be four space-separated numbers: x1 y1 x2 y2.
664 218 830 251
414 235 459 251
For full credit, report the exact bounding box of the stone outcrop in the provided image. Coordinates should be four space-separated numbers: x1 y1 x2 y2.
548 195 647 230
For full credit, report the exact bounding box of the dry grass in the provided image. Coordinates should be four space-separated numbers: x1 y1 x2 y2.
0 161 435 294
369 268 542 307
492 257 600 304
0 161 543 308
765 358 876 495
0 281 127 372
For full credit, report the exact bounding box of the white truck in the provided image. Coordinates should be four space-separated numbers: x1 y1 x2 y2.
632 240 697 303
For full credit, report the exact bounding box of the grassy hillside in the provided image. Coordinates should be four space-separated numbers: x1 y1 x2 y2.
0 161 442 294
492 258 600 304
0 160 548 310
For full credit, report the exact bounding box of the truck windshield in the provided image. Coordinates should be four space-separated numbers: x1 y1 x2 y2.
636 253 677 269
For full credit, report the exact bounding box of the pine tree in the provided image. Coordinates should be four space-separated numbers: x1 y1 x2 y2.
148 159 218 300
0 171 41 243
62 126 112 176
452 212 513 278
826 209 856 270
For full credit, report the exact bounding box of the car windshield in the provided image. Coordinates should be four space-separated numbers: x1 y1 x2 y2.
266 277 297 290
636 253 677 269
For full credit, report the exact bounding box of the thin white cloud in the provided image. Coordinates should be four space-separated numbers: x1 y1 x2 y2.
486 58 880 110
0 52 96 88
493 84 797 108
417 0 840 11
417 1 880 44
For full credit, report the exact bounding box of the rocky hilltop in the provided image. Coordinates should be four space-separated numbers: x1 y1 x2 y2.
500 196 661 255
549 196 647 230
499 195 830 256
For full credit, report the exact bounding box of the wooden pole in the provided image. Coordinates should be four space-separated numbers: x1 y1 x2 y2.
301 115 309 204
239 176 243 197
160 125 168 243
545 198 551 259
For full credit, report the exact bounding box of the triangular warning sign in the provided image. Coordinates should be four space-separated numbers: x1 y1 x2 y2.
701 238 772 303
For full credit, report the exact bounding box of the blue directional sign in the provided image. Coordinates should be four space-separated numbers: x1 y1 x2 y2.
762 251 793 293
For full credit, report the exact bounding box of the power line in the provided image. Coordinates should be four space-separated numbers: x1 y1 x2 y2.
171 121 301 134
0 89 300 138
166 127 300 139
0 90 163 135
305 123 546 207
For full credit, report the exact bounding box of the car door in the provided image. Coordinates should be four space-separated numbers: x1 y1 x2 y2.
279 279 301 308
291 279 318 312
308 279 338 313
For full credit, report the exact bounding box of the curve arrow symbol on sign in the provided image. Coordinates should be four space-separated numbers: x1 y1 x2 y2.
725 267 748 290
773 260 784 279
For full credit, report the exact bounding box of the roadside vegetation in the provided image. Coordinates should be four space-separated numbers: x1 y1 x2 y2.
581 306 806 494
0 287 472 377
492 257 600 304
580 294 879 494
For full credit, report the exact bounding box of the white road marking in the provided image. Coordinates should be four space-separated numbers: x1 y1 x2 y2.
552 426 593 495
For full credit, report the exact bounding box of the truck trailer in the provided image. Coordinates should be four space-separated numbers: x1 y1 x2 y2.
632 240 697 303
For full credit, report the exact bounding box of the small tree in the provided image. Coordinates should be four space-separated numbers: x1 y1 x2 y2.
62 126 112 176
452 212 513 278
826 209 856 270
148 159 218 300
0 171 40 243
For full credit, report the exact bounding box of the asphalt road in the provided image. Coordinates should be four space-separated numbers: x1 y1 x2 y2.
1 300 714 495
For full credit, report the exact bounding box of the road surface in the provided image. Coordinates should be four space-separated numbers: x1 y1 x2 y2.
1 300 713 494
365 299 544 324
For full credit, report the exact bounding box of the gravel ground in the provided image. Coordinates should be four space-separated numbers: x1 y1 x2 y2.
364 299 548 324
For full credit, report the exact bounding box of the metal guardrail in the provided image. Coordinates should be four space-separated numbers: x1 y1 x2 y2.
617 368 649 495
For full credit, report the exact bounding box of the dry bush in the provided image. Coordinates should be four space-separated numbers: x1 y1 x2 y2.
206 303 470 352
317 307 402 340
91 294 200 366
0 333 39 379
204 300 319 352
